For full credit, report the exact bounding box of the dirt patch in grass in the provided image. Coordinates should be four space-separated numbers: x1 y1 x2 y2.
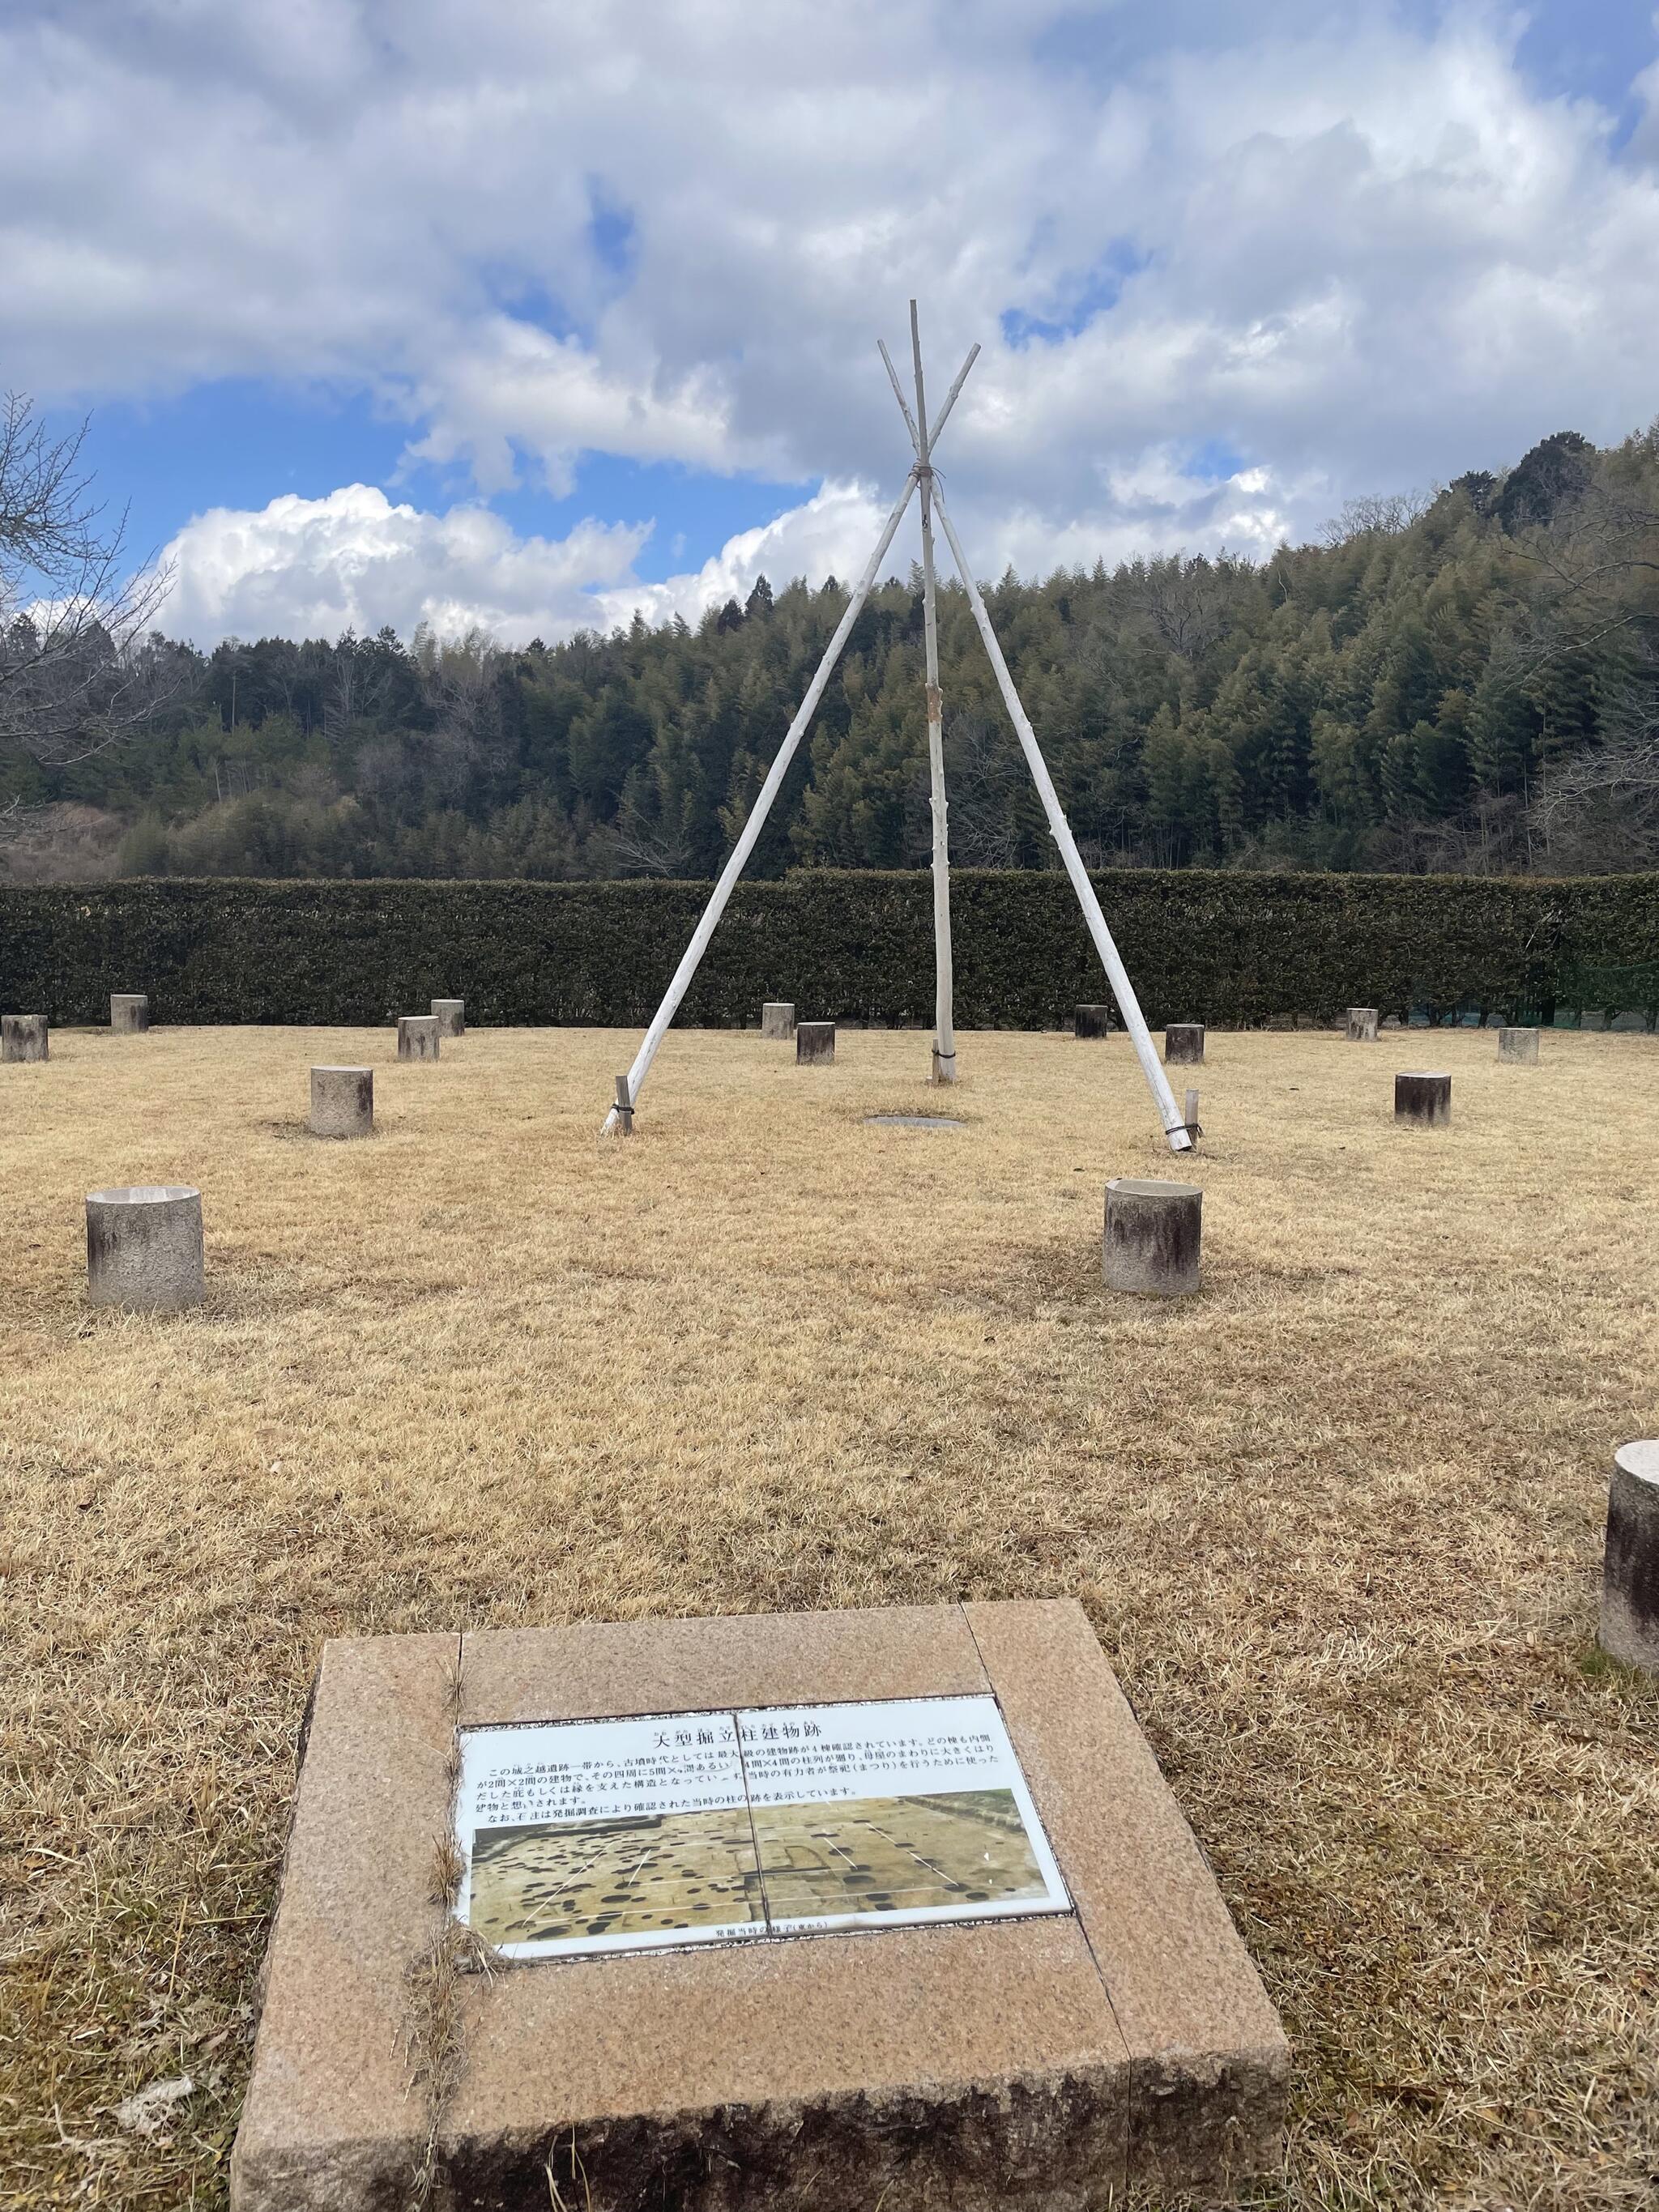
2 1021 1657 2208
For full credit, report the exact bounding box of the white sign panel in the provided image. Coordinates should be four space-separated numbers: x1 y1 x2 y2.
455 1693 1069 1961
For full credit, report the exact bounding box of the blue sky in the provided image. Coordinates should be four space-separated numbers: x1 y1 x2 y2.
6 1 1657 645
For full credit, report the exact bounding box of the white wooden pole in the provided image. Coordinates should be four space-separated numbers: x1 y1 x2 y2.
602 467 920 1132
930 483 1193 1153
910 302 956 1085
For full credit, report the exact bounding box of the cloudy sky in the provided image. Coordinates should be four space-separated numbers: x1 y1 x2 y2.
5 1 1657 646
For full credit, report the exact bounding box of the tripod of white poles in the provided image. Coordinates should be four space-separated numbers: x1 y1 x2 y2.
603 305 1192 1154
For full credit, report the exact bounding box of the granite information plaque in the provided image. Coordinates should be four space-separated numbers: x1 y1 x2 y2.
456 1692 1069 1958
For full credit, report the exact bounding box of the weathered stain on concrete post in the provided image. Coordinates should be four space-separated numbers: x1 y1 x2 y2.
1103 1177 1202 1297
110 994 150 1033
796 1021 835 1066
1346 1008 1379 1042
761 1002 796 1040
309 1067 373 1139
1601 1441 1659 1672
2 1014 48 1062
398 1016 440 1062
1601 1442 1654 1663
1074 1004 1114 1039
431 999 465 1038
85 1185 204 1311
1498 1026 1539 1064
1165 1024 1205 1066
1394 1071 1451 1127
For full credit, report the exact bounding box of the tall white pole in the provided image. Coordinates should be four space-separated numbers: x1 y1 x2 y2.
911 302 956 1085
931 483 1193 1153
603 467 920 1132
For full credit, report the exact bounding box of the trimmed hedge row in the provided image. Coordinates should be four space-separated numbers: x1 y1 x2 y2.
2 870 1658 1030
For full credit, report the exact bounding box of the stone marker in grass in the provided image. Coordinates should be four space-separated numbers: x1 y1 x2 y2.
309 1067 373 1139
2 1013 48 1062
1346 1007 1379 1042
231 1599 1289 2211
796 1020 834 1065
1104 1177 1203 1297
431 998 465 1038
110 993 150 1033
1498 1026 1539 1065
86 1185 203 1311
1601 1441 1659 1673
1165 1023 1205 1066
1394 1071 1451 1126
761 1000 796 1040
397 1015 440 1062
1075 1003 1114 1038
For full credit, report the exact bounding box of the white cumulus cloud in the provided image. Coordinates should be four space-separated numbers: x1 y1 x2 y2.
160 488 649 644
158 479 912 646
5 0 1659 634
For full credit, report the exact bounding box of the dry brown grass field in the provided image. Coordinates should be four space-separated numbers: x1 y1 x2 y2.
3 1019 1657 2210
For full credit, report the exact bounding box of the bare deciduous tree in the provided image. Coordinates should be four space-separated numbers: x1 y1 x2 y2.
1319 488 1435 548
1 393 179 825
905 710 1027 868
595 784 694 877
1135 555 1230 662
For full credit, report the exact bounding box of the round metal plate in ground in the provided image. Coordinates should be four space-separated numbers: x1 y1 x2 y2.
864 1114 965 1129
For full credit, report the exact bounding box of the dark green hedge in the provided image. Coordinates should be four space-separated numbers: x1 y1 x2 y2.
3 870 1658 1029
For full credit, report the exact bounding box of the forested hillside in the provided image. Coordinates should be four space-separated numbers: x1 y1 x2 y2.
7 423 1659 883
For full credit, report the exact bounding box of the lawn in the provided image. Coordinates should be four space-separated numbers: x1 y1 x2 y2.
2 1020 1656 2209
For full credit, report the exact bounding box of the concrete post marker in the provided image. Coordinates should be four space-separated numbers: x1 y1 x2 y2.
431 998 465 1038
1104 1177 1203 1297
796 1020 835 1065
1395 1071 1451 1126
397 1015 440 1062
1600 1440 1659 1672
1346 1008 1379 1042
1074 1004 1114 1039
110 993 150 1033
230 1601 1287 2211
761 1001 796 1040
85 1185 203 1311
1165 1023 1205 1066
1498 1026 1540 1064
309 1067 373 1140
2 1013 48 1062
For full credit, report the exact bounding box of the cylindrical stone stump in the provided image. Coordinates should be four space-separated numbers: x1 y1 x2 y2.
1103 1177 1202 1298
1074 1004 1114 1039
1346 1007 1379 1042
796 1021 835 1066
1395 1071 1451 1126
309 1066 373 1139
761 1001 796 1040
2 1013 48 1062
110 993 150 1033
431 998 465 1038
1601 1440 1659 1672
85 1185 203 1312
1498 1026 1539 1065
398 1015 440 1061
1165 1023 1205 1066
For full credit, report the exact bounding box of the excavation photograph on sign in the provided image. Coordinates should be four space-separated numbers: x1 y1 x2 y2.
454 1693 1069 1961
